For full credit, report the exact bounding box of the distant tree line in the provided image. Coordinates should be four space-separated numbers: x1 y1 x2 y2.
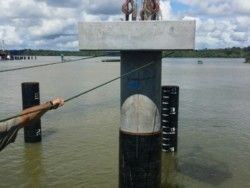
8 46 250 63
9 49 115 57
163 46 250 63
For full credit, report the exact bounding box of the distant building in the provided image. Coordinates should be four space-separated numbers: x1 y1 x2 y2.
0 50 8 60
0 40 11 60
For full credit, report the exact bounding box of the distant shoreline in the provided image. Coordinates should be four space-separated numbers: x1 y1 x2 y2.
5 46 250 63
163 47 249 63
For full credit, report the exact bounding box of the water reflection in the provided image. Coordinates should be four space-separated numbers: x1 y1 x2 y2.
162 153 184 188
162 148 233 187
177 152 232 186
178 162 232 186
42 129 57 139
0 58 249 187
23 143 45 187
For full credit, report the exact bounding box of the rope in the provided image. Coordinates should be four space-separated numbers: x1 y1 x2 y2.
141 0 160 20
0 55 101 74
0 52 174 124
0 61 154 123
64 61 153 103
122 0 135 15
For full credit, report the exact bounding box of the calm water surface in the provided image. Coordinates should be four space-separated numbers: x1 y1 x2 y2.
0 57 249 188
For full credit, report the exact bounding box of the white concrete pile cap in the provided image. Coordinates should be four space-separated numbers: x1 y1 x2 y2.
78 21 196 51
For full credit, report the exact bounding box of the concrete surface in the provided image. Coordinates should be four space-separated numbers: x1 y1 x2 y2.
78 21 196 51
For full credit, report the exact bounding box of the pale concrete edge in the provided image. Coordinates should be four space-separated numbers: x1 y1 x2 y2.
79 49 195 51
78 20 195 24
78 20 196 50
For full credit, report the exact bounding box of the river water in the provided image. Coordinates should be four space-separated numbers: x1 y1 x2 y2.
0 57 249 188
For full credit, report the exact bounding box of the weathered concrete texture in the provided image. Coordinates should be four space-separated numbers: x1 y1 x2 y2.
120 51 162 188
121 95 161 134
78 21 196 50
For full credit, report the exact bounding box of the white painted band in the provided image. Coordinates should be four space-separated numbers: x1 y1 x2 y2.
121 94 161 134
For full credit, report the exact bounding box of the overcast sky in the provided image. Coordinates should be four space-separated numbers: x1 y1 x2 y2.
0 0 249 50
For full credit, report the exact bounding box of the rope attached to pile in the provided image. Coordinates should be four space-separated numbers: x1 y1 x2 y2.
0 52 174 123
0 61 154 123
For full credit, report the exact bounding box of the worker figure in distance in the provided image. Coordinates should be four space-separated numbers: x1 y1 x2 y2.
0 98 64 152
140 0 160 20
122 0 137 21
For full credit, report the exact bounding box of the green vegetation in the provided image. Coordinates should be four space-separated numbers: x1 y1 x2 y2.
9 49 111 56
163 46 250 63
245 53 250 63
9 46 250 63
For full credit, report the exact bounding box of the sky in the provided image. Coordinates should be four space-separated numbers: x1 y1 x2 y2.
0 0 249 50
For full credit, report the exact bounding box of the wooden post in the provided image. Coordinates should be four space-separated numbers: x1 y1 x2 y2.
22 82 42 143
61 54 64 62
120 51 162 188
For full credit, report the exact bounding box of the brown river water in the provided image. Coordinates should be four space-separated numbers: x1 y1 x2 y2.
0 57 249 188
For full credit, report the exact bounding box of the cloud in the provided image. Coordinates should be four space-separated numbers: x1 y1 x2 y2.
176 0 250 16
232 0 250 14
176 0 250 48
28 18 76 38
0 26 23 46
36 0 84 8
86 0 121 15
160 0 172 20
0 0 80 50
230 32 248 42
0 0 249 50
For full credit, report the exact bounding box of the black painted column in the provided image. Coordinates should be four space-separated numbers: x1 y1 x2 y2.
22 82 42 143
161 86 179 152
120 51 162 188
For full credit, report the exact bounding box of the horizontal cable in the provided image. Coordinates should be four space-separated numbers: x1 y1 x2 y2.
0 61 154 123
0 55 100 74
0 52 174 123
